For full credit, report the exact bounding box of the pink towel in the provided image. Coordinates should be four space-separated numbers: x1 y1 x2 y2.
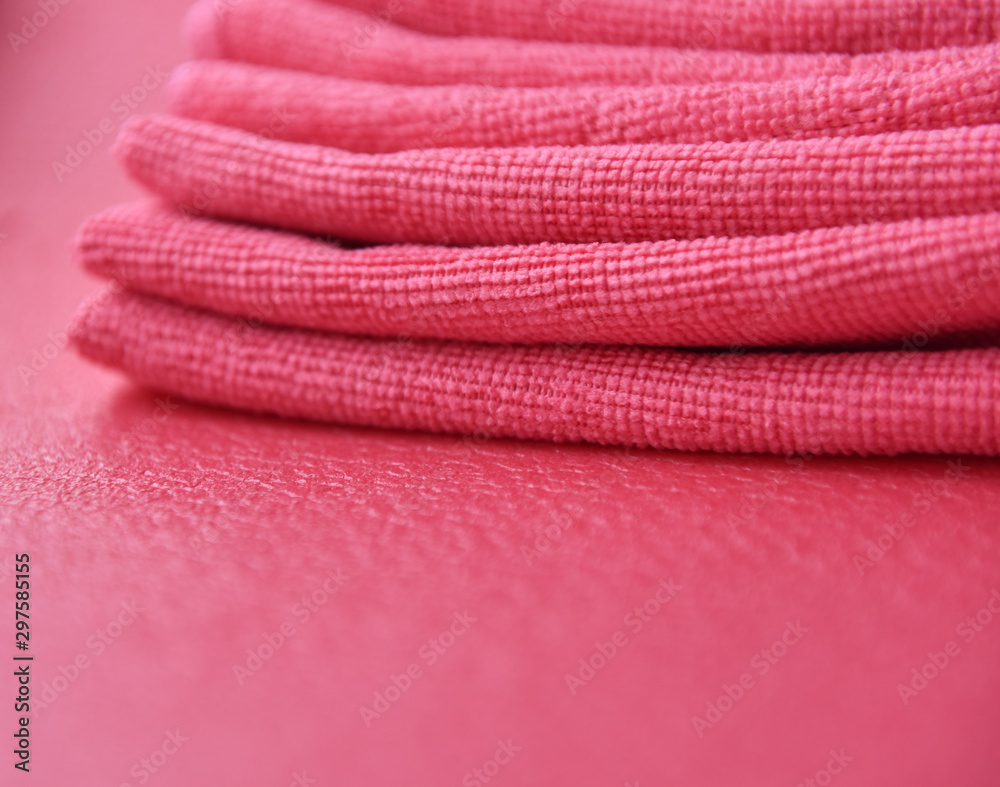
186 0 998 86
166 51 1000 151
71 289 1000 456
320 0 1000 53
76 202 1000 348
117 115 1000 246
68 0 1000 456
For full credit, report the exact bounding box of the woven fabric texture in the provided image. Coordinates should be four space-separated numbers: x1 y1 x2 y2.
166 51 1000 152
67 0 1000 455
71 289 1000 457
76 201 1000 348
324 0 1000 53
116 114 1000 246
187 0 998 86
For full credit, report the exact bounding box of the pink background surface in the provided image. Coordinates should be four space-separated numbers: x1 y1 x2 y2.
2 2 1000 785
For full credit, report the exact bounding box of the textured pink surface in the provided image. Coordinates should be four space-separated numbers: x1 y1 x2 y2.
165 49 1000 151
115 115 1000 246
4 2 1000 785
71 288 1000 456
187 0 997 86
328 0 1000 52
76 202 1000 348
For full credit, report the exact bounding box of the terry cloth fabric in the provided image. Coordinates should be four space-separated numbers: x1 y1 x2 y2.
71 289 1000 457
68 0 1000 456
165 50 1000 151
184 0 997 86
76 202 1000 349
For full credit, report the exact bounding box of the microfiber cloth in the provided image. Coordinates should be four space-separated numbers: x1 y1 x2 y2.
114 116 1000 246
76 202 1000 349
305 0 1000 52
68 0 1000 456
183 0 1000 86
71 289 1000 456
164 48 1000 151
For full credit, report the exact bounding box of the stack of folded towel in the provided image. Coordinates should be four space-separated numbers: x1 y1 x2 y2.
70 0 1000 456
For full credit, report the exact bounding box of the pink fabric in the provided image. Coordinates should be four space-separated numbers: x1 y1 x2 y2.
71 289 1000 456
68 0 1000 456
166 50 1000 151
324 0 1000 53
15 9 1000 787
76 201 1000 348
186 0 997 86
116 114 1000 246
